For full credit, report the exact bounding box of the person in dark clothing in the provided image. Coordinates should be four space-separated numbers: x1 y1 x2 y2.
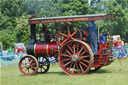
99 32 108 43
89 21 98 54
39 24 50 43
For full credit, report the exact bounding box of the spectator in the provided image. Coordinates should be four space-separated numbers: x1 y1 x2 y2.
113 37 122 48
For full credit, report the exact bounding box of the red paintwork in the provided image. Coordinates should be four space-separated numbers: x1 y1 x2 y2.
35 42 58 57
92 42 113 67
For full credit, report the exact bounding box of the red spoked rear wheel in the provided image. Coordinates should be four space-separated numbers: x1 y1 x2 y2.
19 55 38 76
59 40 94 75
57 24 82 47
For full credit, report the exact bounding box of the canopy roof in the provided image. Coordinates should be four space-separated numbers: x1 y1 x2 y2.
28 13 115 24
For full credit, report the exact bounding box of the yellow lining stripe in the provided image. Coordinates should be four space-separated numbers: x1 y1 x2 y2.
46 44 49 57
34 44 37 56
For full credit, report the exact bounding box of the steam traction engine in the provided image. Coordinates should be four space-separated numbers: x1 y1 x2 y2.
18 14 115 75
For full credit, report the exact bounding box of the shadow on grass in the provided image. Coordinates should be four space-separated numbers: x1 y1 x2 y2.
46 71 67 75
19 69 112 76
88 69 112 74
19 72 67 76
19 73 39 76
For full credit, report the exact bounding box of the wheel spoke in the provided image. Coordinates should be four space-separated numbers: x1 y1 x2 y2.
21 62 25 65
72 63 75 73
62 54 71 57
60 38 68 46
42 66 46 70
21 66 26 70
80 56 89 59
40 67 42 72
78 47 84 55
80 61 88 68
81 59 89 63
80 50 87 56
24 68 28 72
77 43 79 53
79 63 84 72
67 45 74 53
31 66 36 70
24 59 27 64
28 68 30 73
29 59 33 64
71 37 76 40
59 32 68 37
31 63 36 66
65 49 72 56
63 58 71 62
67 25 70 36
71 29 79 37
75 62 79 73
67 62 73 71
64 61 72 67
43 64 48 66
73 44 76 54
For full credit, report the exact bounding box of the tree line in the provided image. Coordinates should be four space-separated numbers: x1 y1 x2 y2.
0 0 128 49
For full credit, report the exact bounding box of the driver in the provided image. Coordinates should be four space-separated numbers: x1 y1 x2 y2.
89 21 98 54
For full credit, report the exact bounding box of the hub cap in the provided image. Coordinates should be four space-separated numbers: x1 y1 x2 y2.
71 55 78 62
25 63 30 68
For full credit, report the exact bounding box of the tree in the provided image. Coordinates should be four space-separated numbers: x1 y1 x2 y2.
90 0 128 41
0 0 28 49
0 29 16 49
24 0 62 17
109 0 128 41
14 16 30 44
60 0 94 28
0 0 25 17
61 0 94 16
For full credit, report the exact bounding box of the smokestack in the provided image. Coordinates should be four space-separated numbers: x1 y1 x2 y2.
28 11 36 44
28 11 36 19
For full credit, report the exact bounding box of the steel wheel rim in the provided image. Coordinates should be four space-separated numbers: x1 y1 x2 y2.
37 57 50 74
57 24 82 47
59 40 93 75
19 55 38 76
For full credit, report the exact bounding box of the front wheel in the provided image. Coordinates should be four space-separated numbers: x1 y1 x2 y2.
18 55 38 76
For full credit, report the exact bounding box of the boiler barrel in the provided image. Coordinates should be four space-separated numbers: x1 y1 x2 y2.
26 42 59 57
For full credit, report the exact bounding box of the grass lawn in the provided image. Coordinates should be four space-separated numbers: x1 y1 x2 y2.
0 59 128 85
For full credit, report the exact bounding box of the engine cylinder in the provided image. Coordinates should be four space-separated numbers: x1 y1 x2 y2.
26 42 59 57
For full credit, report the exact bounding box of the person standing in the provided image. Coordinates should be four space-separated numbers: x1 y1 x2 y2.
89 21 98 54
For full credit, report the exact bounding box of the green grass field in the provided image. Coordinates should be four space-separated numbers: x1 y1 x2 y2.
0 59 128 85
